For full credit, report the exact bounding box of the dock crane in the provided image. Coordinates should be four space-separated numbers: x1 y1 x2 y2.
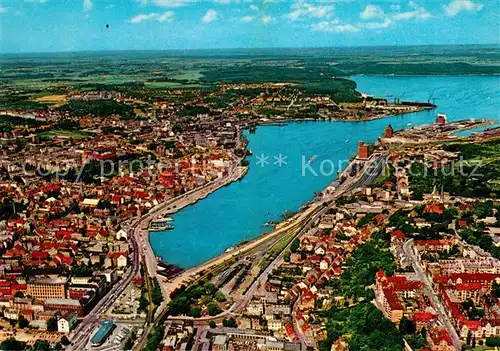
428 89 437 105
394 92 406 105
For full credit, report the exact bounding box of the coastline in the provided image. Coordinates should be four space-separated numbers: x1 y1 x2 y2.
140 165 249 268
145 107 433 271
255 105 435 126
452 119 498 136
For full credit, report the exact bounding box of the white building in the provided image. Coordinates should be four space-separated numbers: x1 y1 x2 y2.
58 312 77 333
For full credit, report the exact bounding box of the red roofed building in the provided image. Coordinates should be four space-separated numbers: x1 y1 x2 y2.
31 251 49 261
375 270 424 323
357 141 370 160
380 287 404 323
299 290 316 310
413 311 438 331
391 229 406 241
284 323 297 341
414 239 452 252
424 203 444 215
429 328 454 351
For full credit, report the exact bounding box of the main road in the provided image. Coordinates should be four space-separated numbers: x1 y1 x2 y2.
156 153 387 348
67 219 140 351
403 239 461 349
67 160 246 350
133 152 387 349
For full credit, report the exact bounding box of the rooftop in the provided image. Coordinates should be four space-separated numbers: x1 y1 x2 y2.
91 320 115 345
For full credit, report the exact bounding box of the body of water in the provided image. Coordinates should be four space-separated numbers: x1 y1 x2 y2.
150 75 500 268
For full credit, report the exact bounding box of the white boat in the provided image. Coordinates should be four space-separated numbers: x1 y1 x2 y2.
156 217 173 222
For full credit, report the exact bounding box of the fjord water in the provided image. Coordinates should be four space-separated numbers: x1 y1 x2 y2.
150 75 500 268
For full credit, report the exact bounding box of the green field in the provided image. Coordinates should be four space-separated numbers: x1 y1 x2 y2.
38 129 92 139
1 45 498 109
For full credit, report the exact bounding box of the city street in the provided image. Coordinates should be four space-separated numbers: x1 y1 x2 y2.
403 239 462 349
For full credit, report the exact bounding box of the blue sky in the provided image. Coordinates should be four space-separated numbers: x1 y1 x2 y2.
0 0 498 53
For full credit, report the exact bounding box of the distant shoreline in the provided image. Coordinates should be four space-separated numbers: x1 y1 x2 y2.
2 43 499 56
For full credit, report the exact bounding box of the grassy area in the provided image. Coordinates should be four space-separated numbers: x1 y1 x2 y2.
38 129 92 139
409 139 500 199
33 94 67 105
259 231 297 271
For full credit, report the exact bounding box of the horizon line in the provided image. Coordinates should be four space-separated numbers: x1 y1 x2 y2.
2 42 499 56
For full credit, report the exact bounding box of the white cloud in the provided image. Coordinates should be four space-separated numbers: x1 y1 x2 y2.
131 13 157 23
130 11 174 23
241 15 255 22
0 6 7 13
151 0 196 8
443 0 483 16
286 2 334 21
214 0 231 3
202 9 218 23
360 5 384 19
83 0 93 11
24 0 47 3
392 2 430 21
311 1 430 34
249 4 259 11
157 11 175 21
262 15 273 23
391 4 400 11
312 21 359 32
362 17 392 29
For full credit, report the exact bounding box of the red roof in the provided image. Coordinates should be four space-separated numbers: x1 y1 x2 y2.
413 311 437 323
391 230 406 239
414 239 451 247
431 329 453 346
456 283 482 291
424 203 444 215
392 281 423 291
31 251 49 260
285 323 296 339
451 273 500 283
383 288 403 310
111 252 128 259
464 320 481 330
0 288 11 296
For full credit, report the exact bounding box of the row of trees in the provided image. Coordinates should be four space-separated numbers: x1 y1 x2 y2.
0 336 69 351
168 281 224 317
339 238 396 300
320 303 404 351
59 99 135 119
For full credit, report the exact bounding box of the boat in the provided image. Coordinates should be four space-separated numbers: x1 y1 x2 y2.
224 247 235 253
149 224 174 232
264 220 277 227
156 216 173 222
308 156 316 164
345 139 349 143
150 218 174 231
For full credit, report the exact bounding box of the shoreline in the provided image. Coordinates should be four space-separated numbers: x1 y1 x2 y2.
351 73 500 77
141 165 249 268
255 105 435 126
144 107 432 271
452 119 498 136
